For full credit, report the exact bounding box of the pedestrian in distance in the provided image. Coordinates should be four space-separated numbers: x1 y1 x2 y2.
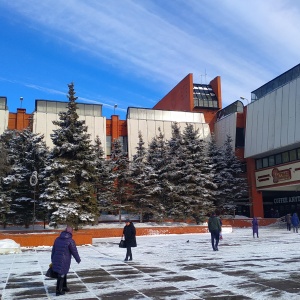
51 226 81 296
123 219 137 261
208 212 221 251
252 217 259 238
291 212 299 233
219 216 223 240
285 213 292 231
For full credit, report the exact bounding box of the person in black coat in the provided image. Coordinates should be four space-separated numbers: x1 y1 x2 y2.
51 226 81 296
123 219 137 261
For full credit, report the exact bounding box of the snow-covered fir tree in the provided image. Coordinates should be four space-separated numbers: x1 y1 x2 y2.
160 122 187 220
128 131 156 222
0 138 12 228
1 129 48 228
217 135 248 213
110 138 131 222
40 83 98 229
207 133 227 211
93 136 114 213
180 123 217 223
147 127 169 221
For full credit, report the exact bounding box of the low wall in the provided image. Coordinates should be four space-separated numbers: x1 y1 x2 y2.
0 232 92 247
0 218 279 247
81 225 213 238
221 218 278 227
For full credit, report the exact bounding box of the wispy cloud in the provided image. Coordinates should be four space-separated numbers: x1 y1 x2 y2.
1 0 300 107
0 76 127 112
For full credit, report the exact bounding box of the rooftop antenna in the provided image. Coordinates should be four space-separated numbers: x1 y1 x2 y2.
199 69 207 84
20 97 23 108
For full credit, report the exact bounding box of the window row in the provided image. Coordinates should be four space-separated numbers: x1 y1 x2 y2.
256 148 300 170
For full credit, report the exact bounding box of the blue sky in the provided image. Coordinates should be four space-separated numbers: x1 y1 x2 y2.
0 0 299 120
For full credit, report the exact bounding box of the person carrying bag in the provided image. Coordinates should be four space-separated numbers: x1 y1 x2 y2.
122 219 137 261
51 226 81 296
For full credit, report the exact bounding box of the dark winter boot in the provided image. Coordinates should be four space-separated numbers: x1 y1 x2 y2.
56 276 65 296
62 275 70 292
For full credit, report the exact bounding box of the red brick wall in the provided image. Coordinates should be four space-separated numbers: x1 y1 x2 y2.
153 74 193 112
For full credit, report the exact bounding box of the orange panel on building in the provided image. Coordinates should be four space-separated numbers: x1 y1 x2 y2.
8 109 31 130
107 116 127 140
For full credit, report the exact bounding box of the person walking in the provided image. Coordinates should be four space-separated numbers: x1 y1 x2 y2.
219 216 223 240
123 219 137 261
252 217 259 238
291 212 299 233
51 226 81 296
208 212 221 251
286 213 292 231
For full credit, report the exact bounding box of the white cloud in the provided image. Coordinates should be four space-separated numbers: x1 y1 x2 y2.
1 0 299 108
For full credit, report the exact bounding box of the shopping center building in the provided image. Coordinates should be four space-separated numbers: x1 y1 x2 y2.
1 63 300 218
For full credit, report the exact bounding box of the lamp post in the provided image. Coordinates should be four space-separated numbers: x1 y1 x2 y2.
240 96 249 105
114 104 117 115
30 171 38 230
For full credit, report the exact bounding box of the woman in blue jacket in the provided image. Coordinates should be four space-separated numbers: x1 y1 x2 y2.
51 227 81 296
291 213 300 233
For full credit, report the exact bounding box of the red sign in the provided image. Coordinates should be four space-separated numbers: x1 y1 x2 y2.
272 168 291 183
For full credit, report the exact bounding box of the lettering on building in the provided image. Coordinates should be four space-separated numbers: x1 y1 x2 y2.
274 196 300 204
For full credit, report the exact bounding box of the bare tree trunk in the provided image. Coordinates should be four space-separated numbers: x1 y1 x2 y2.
140 210 143 223
118 208 122 223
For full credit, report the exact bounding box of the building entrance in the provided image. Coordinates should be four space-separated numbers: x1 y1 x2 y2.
263 191 300 218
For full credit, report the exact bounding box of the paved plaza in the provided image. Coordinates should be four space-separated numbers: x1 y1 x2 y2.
1 226 300 299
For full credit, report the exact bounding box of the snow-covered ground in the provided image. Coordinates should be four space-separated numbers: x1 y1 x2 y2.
1 225 299 299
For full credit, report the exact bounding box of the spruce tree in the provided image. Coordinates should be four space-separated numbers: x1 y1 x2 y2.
180 123 217 223
217 135 248 214
110 138 131 222
161 122 186 220
0 139 12 228
207 133 227 211
40 83 98 229
128 131 156 222
147 127 169 221
93 136 113 214
1 129 48 228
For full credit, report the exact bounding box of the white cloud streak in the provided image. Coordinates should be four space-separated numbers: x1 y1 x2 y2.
1 0 300 107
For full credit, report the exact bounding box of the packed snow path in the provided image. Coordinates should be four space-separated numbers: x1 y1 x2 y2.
1 227 300 299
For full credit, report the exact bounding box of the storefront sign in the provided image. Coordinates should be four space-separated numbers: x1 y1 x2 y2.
256 161 300 188
272 168 291 183
274 196 300 204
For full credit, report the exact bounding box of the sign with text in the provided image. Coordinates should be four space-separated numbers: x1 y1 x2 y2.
256 162 300 188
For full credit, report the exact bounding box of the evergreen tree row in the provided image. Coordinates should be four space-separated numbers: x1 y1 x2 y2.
0 83 248 229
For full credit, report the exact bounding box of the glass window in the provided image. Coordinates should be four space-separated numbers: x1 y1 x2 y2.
282 152 289 163
235 128 245 148
119 136 128 153
269 156 275 166
262 157 268 168
290 149 297 161
106 136 111 156
275 154 282 165
256 159 263 170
